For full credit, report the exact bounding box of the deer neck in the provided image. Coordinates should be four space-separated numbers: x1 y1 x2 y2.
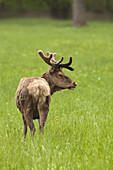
41 71 55 95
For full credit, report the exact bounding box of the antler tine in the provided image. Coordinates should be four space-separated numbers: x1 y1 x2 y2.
59 56 74 71
50 56 64 65
38 50 64 67
46 51 50 57
38 50 52 66
53 53 56 57
56 56 64 65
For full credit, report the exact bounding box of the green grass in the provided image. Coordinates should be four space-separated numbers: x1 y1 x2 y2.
0 18 113 169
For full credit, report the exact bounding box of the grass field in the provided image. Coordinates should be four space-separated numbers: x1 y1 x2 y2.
0 18 113 169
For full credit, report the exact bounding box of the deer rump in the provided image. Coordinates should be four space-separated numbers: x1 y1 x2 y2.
15 77 51 120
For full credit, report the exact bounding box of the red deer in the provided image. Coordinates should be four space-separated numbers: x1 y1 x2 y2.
15 50 77 137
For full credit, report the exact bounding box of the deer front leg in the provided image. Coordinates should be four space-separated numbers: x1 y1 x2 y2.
38 101 49 135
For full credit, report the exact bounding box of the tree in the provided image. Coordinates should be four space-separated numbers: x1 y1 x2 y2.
16 0 23 13
72 0 86 27
0 0 5 15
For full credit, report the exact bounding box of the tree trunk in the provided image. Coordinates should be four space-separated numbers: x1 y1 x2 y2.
72 0 86 27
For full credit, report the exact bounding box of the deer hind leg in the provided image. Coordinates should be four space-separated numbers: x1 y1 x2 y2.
38 106 48 135
25 108 36 135
38 96 50 135
22 114 27 138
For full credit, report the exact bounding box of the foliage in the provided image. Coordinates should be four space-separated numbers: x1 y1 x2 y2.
49 0 71 18
0 0 113 18
0 0 50 13
85 0 113 13
0 18 113 169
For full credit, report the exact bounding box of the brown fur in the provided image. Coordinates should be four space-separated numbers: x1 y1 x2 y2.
15 50 77 137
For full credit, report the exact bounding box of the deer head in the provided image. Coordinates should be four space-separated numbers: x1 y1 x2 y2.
38 50 77 95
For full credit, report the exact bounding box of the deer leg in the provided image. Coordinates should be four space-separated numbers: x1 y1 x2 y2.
22 114 27 138
38 102 49 135
25 109 36 135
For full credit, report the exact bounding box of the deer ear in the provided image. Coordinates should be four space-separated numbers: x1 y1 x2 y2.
49 67 55 74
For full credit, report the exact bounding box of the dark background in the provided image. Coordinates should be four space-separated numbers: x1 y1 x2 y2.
0 0 113 19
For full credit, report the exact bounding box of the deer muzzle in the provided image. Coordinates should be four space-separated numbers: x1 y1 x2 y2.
68 81 77 90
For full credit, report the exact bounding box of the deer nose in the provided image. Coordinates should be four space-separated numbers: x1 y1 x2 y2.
73 82 77 87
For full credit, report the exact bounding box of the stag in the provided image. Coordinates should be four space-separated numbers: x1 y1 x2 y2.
15 50 77 137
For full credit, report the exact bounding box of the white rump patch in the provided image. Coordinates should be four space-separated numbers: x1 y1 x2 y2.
27 78 50 103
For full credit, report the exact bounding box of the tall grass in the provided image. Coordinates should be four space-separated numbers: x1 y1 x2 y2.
0 18 113 169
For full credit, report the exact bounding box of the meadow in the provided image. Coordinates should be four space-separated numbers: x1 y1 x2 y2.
0 18 113 169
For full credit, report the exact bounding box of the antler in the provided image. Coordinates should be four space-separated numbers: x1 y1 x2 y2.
38 50 74 71
59 56 74 71
38 50 63 66
38 50 52 66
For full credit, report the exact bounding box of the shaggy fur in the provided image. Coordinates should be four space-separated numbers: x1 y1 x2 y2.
15 77 51 137
15 50 77 137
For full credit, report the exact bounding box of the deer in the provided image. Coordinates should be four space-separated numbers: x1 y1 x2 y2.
15 50 77 138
